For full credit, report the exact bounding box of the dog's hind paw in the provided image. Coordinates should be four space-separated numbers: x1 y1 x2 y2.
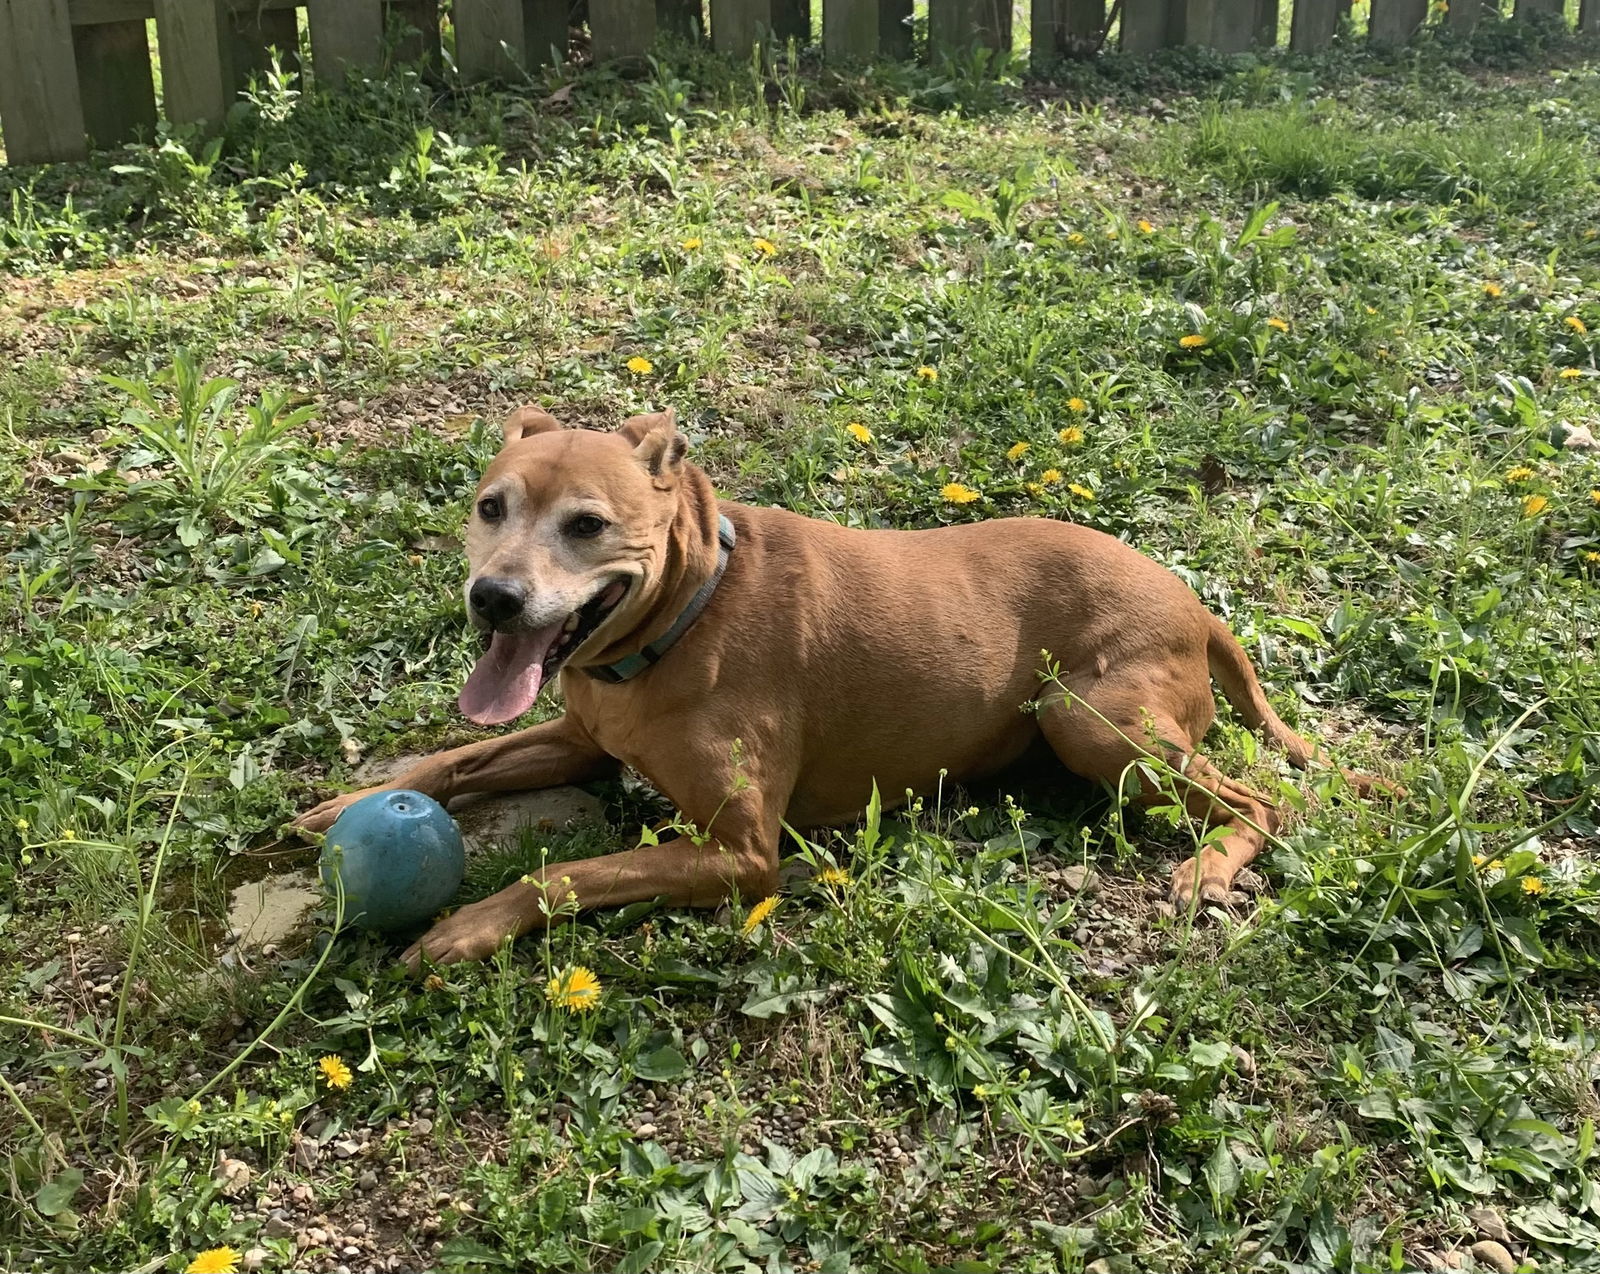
1170 857 1237 912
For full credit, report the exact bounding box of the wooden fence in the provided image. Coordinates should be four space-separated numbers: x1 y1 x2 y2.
0 0 1596 166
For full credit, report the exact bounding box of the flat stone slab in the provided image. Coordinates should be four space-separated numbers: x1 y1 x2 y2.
351 751 605 850
228 870 321 948
448 787 606 852
230 765 610 948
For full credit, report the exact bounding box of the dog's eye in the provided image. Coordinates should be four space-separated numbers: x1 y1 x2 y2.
477 496 503 522
565 514 608 539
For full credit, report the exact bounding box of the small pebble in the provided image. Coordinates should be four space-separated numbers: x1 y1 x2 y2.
1468 1241 1515 1273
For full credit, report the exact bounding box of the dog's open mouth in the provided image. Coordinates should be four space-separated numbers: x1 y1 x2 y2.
458 580 628 726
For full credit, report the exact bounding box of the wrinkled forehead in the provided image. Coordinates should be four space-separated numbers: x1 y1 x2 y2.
477 430 640 505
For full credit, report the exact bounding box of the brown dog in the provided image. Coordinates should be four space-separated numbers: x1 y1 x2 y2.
295 405 1391 968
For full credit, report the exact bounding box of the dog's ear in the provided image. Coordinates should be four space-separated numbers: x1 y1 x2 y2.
502 405 565 448
619 408 687 478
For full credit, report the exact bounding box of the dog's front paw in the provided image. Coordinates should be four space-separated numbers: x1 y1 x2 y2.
401 898 525 972
1170 855 1236 911
291 787 390 837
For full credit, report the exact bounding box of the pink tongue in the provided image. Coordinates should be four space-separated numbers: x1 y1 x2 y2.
459 624 563 725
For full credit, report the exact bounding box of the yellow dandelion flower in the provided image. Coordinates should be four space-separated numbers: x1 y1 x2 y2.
318 1055 352 1090
626 356 654 375
186 1249 240 1274
1488 859 1505 871
681 236 703 250
1592 489 1600 505
545 965 602 1012
1066 232 1086 245
1068 483 1095 501
1523 494 1550 518
740 895 779 935
1505 466 1535 483
1565 316 1588 335
1137 219 1155 234
1025 482 1045 498
1041 468 1062 485
915 365 939 382
61 828 76 842
941 482 981 505
1521 876 1545 895
1179 333 1209 349
752 237 777 256
1066 397 1088 414
1482 282 1503 298
1558 368 1582 380
1104 228 1118 240
1266 317 1290 332
1007 441 1030 462
817 867 851 886
1472 854 1487 867
1059 425 1085 445
846 422 873 443
1585 551 1600 563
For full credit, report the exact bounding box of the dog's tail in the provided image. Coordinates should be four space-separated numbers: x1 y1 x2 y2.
1206 616 1398 798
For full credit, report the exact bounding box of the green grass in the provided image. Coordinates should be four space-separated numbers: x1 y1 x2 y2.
3 26 1600 1274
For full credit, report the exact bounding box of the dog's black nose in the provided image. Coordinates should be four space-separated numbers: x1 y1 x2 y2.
469 577 526 625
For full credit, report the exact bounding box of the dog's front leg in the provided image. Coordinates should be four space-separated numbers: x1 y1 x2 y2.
400 789 781 970
292 714 617 834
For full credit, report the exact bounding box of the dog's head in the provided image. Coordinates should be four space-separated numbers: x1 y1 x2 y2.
457 405 691 725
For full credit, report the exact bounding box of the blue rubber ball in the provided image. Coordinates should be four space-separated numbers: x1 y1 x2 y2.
320 790 466 932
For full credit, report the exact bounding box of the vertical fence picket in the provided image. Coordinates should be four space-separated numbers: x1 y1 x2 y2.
73 17 157 149
1254 0 1279 44
770 0 808 41
657 0 703 36
1120 0 1170 50
0 0 87 163
228 4 301 94
824 0 912 56
1368 0 1427 40
711 0 769 56
1289 0 1339 48
1031 0 1105 65
306 0 384 82
521 0 567 62
152 0 231 129
454 0 527 78
388 0 444 67
590 0 656 57
928 0 1011 56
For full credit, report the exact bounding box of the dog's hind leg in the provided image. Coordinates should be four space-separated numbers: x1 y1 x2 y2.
1035 679 1279 908
293 714 618 834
